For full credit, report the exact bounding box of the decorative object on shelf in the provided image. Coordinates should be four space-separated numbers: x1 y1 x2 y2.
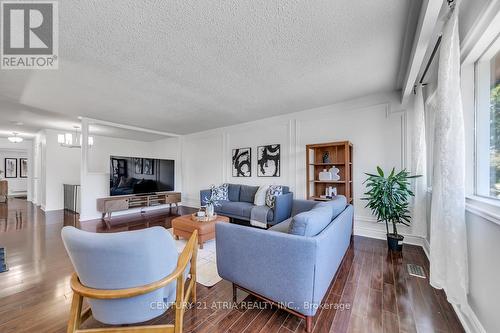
327 186 337 197
362 167 421 251
19 158 28 178
322 151 331 163
7 132 23 143
306 141 353 205
133 158 142 174
142 158 154 175
318 169 333 181
257 144 280 177
57 126 94 148
329 166 340 181
324 186 337 198
232 147 251 177
4 158 17 178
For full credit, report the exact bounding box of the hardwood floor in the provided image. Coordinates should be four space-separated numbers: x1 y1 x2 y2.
0 198 464 333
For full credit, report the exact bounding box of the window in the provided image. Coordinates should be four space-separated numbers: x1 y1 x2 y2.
476 36 500 199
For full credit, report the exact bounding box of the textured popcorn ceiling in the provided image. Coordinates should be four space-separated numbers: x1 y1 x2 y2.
0 0 414 136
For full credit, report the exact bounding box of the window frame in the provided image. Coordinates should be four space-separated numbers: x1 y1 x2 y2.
474 35 500 201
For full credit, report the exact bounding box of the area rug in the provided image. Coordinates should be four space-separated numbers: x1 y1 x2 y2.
167 229 222 287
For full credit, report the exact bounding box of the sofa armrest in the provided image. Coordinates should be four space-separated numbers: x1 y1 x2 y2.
271 192 293 225
215 222 317 316
199 189 211 206
312 205 353 306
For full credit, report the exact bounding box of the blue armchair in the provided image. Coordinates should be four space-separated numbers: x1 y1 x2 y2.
61 226 198 333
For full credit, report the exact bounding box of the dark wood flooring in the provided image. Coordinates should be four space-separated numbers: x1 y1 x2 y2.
0 198 464 333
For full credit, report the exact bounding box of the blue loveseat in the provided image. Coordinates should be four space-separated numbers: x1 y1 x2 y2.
215 196 353 332
200 184 293 226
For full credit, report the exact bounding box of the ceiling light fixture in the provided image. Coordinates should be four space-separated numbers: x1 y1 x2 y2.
58 126 94 148
7 132 23 143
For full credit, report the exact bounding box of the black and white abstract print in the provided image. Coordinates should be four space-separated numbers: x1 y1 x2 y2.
257 144 280 177
232 147 251 177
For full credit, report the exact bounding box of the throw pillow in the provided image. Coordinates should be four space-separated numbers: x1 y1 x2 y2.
266 185 283 208
254 185 269 206
210 183 228 201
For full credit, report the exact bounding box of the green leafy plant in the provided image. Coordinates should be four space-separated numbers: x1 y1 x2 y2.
362 167 421 236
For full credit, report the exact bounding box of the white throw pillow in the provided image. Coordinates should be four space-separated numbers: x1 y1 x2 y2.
254 185 269 206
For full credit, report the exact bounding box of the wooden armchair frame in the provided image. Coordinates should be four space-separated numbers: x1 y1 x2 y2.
66 230 198 333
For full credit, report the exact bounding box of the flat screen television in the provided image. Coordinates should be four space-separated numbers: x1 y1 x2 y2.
109 156 175 196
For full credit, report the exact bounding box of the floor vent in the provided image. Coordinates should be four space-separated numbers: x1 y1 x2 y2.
0 248 8 273
407 264 426 278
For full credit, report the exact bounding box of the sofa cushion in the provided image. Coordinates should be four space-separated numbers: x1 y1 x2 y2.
268 218 292 233
315 196 347 220
288 206 333 237
227 184 241 202
239 185 259 203
216 201 254 219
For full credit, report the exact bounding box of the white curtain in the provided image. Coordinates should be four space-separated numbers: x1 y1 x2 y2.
411 85 428 238
429 6 468 306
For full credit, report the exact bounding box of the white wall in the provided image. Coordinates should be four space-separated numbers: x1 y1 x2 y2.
42 130 81 211
181 91 417 240
80 135 181 221
460 40 500 333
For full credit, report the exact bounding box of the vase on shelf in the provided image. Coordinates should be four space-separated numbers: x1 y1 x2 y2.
318 169 333 181
322 152 331 164
329 166 340 181
206 203 214 217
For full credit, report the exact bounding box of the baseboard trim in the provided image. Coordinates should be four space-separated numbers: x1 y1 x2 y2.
353 224 427 247
452 303 486 333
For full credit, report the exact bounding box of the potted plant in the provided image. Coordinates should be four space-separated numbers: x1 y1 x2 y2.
362 167 421 251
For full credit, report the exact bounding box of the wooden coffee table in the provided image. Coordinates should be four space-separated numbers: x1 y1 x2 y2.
172 214 230 249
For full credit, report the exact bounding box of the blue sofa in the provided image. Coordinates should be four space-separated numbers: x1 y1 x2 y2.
200 184 293 226
215 196 353 332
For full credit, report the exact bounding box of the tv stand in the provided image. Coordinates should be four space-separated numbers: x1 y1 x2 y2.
97 192 181 221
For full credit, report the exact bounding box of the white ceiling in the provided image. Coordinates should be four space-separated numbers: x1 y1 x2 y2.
0 0 417 137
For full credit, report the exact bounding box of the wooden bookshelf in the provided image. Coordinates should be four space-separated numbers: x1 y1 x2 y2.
306 141 353 204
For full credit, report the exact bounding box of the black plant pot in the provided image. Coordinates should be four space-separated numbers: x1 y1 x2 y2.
387 233 404 251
